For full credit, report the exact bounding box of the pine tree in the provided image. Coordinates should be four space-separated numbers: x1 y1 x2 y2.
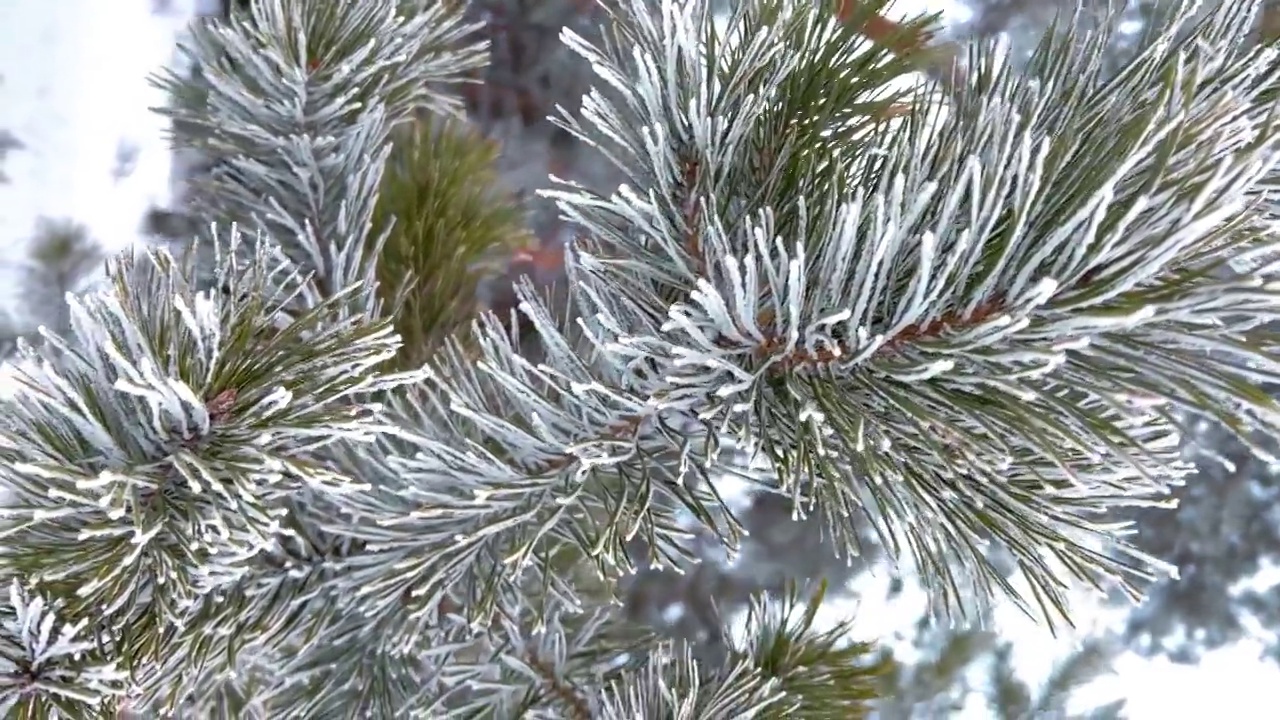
875 616 1127 718
0 219 104 359
0 75 18 188
0 132 17 187
2 0 1280 716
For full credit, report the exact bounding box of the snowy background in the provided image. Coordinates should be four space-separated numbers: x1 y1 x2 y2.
1 0 1278 716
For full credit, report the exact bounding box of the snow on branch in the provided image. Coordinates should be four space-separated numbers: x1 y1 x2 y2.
0 580 129 717
545 0 1280 623
154 0 486 302
4 0 1280 714
0 226 415 641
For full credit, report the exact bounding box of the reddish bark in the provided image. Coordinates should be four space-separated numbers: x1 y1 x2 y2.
837 0 935 57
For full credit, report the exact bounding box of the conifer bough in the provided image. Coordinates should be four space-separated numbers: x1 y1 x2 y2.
1 0 1280 716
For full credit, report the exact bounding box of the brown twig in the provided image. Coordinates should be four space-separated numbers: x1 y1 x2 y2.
534 416 645 475
528 651 593 719
837 0 935 57
837 0 966 92
750 295 1009 371
679 157 704 273
528 296 1007 477
205 388 238 425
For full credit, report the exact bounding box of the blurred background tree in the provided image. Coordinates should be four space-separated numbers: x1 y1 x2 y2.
0 217 105 358
0 76 18 186
0 132 18 186
874 620 1127 718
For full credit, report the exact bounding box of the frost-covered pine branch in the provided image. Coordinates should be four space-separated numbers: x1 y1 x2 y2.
541 0 1280 623
0 581 129 717
152 0 487 302
3 0 1280 716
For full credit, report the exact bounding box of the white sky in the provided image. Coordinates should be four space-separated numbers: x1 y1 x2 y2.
0 0 1276 716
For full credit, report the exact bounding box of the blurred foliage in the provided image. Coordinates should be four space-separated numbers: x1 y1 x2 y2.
27 217 106 302
874 618 1126 719
0 218 104 357
1119 414 1280 664
458 0 602 132
877 626 996 716
954 0 1280 71
454 0 619 256
744 582 889 719
0 76 19 185
0 129 18 186
370 116 531 369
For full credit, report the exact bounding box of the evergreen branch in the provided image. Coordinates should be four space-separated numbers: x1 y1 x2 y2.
594 642 784 719
525 650 593 720
259 608 466 717
544 0 1280 625
371 115 532 368
126 512 358 713
6 0 1280 714
548 0 931 296
0 228 417 678
0 580 129 718
462 603 627 718
735 581 887 719
155 0 486 303
328 304 715 632
594 583 883 718
135 642 276 719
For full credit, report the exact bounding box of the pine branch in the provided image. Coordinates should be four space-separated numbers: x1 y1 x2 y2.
0 228 418 687
550 0 1280 627
5 0 1280 715
154 0 487 302
737 581 886 718
593 641 784 719
371 115 532 368
0 580 130 718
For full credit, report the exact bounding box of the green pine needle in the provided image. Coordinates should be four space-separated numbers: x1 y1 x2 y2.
738 580 889 719
370 116 532 369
